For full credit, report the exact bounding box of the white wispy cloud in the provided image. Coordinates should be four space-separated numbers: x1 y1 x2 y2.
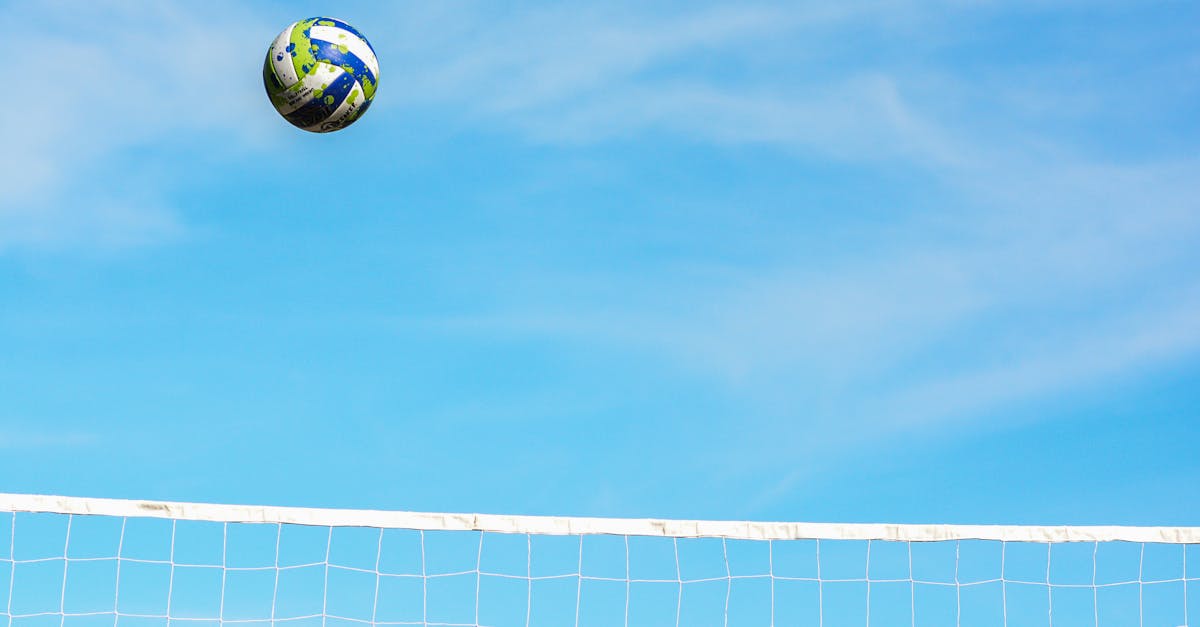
0 1 272 253
402 1 1200 458
385 2 970 165
449 153 1200 410
877 291 1200 431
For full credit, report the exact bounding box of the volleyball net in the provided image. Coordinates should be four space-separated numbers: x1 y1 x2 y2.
2 494 1196 627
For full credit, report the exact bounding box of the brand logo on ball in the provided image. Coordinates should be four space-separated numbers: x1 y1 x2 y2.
262 17 379 133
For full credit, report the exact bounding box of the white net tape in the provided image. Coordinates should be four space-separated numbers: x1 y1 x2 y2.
2 494 1196 627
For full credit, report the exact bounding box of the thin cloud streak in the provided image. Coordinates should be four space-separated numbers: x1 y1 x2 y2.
386 3 973 168
0 430 99 450
879 292 1200 431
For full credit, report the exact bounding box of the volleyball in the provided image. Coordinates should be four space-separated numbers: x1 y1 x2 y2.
262 17 379 133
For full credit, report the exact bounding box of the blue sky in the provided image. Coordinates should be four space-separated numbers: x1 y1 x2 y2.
1 0 1198 526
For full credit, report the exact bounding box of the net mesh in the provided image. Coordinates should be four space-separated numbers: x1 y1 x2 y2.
2 507 1196 627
